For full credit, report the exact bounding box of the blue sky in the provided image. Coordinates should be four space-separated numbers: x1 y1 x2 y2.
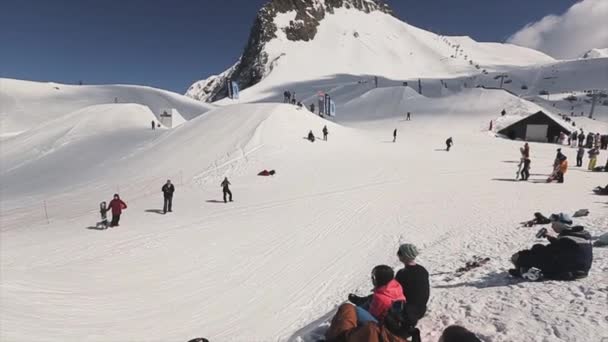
0 0 577 93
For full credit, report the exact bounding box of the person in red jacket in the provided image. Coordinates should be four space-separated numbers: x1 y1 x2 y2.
107 193 127 227
348 265 405 325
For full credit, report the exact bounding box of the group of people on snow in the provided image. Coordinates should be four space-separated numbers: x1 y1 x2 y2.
323 243 481 342
567 129 607 150
307 125 329 142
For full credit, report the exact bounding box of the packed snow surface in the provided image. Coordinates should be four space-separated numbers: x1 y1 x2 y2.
1 78 607 342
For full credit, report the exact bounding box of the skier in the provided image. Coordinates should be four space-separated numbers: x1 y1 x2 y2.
509 213 592 281
107 194 127 227
307 130 315 143
393 128 397 143
576 146 585 167
162 179 175 214
151 121 155 130
406 112 411 121
322 125 328 141
588 147 599 170
221 177 233 203
445 137 453 151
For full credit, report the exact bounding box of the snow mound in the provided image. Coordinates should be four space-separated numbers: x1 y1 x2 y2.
0 78 214 135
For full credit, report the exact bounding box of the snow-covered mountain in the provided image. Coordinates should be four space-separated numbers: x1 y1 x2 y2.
581 48 608 59
186 0 554 102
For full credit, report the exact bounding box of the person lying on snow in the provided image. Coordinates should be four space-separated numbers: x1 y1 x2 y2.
594 184 608 195
510 213 593 281
348 265 405 325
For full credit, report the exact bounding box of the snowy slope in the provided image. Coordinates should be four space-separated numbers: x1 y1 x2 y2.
2 78 607 342
0 78 214 135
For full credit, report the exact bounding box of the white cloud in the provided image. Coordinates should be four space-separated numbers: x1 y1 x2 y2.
508 0 608 59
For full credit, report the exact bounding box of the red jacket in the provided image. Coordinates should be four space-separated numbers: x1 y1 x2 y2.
108 198 127 215
369 279 406 322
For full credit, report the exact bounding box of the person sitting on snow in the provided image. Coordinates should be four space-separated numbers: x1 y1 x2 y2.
307 130 315 142
348 265 405 325
510 213 593 280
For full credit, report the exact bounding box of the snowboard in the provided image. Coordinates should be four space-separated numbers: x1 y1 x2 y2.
96 201 109 229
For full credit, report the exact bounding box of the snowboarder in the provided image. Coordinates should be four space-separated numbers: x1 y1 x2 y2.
322 125 328 141
445 137 453 151
588 147 599 170
162 179 175 214
307 130 315 143
393 129 397 143
151 121 155 130
107 194 127 227
501 109 506 116
576 146 585 167
310 103 315 113
221 177 232 203
406 112 411 121
509 213 592 281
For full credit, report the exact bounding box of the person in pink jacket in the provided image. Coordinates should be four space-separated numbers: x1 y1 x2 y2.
349 265 406 325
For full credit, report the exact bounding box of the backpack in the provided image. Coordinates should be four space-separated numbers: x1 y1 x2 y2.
382 301 421 342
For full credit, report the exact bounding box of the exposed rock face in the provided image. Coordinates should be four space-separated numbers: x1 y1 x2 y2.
186 0 393 102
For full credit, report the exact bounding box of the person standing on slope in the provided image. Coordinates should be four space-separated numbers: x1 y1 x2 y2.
151 120 155 130
107 194 127 227
576 146 585 167
395 243 430 326
445 137 453 151
323 125 329 141
588 147 599 170
406 112 411 121
162 179 175 214
393 129 397 143
221 177 233 203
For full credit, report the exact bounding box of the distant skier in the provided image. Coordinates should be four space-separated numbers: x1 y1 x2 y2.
107 194 127 227
446 137 453 151
162 179 175 214
307 130 315 142
151 121 155 130
571 131 578 147
393 129 397 143
322 125 328 141
501 109 506 116
310 103 315 113
406 112 411 121
221 177 233 203
576 147 585 167
489 120 493 131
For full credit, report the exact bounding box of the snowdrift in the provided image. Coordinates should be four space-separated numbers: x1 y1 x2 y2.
0 78 214 135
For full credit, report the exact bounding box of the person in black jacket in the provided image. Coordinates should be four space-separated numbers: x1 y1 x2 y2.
445 137 453 151
395 243 430 326
221 177 232 203
162 180 175 214
510 213 593 280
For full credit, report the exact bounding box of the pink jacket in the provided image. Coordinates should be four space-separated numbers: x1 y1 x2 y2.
369 279 406 322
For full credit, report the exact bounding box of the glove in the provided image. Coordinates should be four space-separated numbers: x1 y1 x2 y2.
348 294 366 305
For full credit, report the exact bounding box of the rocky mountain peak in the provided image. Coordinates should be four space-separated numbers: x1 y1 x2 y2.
186 0 393 102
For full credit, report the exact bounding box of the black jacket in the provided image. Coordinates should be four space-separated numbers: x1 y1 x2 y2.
395 264 430 321
544 227 593 276
162 184 175 197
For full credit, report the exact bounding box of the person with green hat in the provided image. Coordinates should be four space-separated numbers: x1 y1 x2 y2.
395 243 430 325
